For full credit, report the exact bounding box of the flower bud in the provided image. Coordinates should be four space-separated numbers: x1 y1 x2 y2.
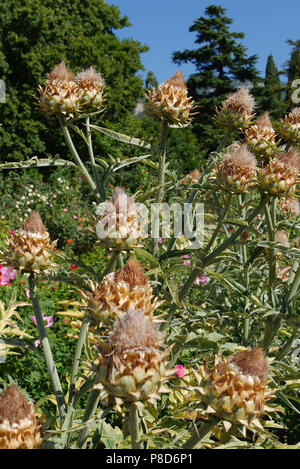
75 67 105 112
244 112 278 161
193 348 275 431
215 87 255 131
144 72 196 127
37 61 82 117
96 311 171 403
258 148 300 197
1 211 56 274
96 188 146 250
213 144 257 193
80 259 160 324
0 386 43 449
276 108 300 149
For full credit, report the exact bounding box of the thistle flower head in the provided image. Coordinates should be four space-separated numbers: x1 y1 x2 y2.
215 87 255 131
192 347 275 431
214 144 257 193
276 107 300 149
0 386 42 449
47 61 74 82
96 311 171 403
280 197 300 217
96 188 146 250
258 148 300 197
182 169 201 185
75 66 105 111
37 61 81 116
275 231 290 247
1 211 56 274
80 259 160 324
244 111 278 162
144 71 196 127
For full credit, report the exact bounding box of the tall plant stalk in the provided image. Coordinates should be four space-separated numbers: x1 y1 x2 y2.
28 274 66 425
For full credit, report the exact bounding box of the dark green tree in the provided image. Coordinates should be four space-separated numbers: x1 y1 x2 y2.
172 5 259 156
254 54 284 119
0 0 148 161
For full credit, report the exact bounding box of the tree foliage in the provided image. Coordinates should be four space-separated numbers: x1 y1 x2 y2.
0 0 148 161
172 5 259 156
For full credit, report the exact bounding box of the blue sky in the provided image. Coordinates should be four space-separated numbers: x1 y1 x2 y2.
106 0 300 84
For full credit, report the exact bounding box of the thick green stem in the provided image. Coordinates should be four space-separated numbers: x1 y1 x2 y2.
86 117 104 201
182 419 218 449
153 120 168 256
99 251 118 282
77 388 101 448
68 318 91 405
28 274 66 425
128 403 143 449
59 117 100 200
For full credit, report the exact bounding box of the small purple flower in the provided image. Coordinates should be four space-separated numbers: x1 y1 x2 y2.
34 340 41 348
30 313 53 328
175 365 185 378
158 237 162 244
195 275 208 285
25 288 30 299
0 267 17 286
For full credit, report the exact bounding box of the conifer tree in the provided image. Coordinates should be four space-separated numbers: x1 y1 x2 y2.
172 5 259 156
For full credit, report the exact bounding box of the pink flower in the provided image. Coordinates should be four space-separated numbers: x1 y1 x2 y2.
181 255 190 259
158 237 162 244
9 229 14 237
63 208 68 212
0 267 17 286
25 288 30 299
30 314 53 328
34 340 41 348
257 213 262 220
195 275 208 285
175 365 185 378
73 215 78 220
53 194 57 199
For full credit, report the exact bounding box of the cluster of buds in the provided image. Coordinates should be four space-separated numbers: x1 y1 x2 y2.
37 61 105 117
0 386 43 449
257 148 300 197
244 112 279 161
79 259 160 324
144 72 196 127
96 188 146 250
192 348 276 432
276 108 300 149
96 311 171 404
215 87 255 132
1 212 56 275
213 144 257 194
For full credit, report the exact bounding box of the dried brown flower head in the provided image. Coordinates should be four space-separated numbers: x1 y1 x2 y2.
192 347 275 431
80 259 160 324
144 71 196 127
244 113 278 161
37 61 81 116
114 258 147 289
47 61 74 82
182 169 201 185
216 87 255 131
75 66 105 111
214 144 257 193
276 107 300 149
275 231 290 248
97 311 171 402
96 188 145 250
228 347 268 381
258 148 300 197
280 197 300 217
1 212 56 274
0 386 43 449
